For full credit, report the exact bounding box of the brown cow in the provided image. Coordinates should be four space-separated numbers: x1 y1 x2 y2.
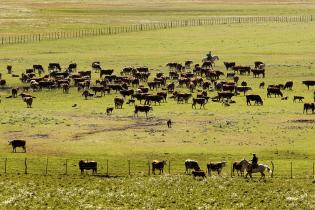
152 160 167 175
9 140 26 153
207 161 226 176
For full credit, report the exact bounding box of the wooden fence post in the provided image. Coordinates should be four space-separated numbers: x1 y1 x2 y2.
4 158 7 173
290 162 293 179
313 162 314 179
128 160 131 176
65 159 68 175
106 160 109 176
24 158 27 174
45 158 48 175
168 160 171 174
148 160 150 176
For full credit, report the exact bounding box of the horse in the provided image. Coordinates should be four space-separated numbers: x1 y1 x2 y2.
243 159 274 180
232 159 248 176
202 56 219 66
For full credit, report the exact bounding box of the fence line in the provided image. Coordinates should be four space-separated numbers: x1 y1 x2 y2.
0 157 314 179
0 15 313 46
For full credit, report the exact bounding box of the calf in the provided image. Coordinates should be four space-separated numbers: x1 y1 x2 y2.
106 107 114 115
9 140 26 153
267 87 283 98
207 161 226 176
192 170 206 178
293 96 304 103
23 97 33 108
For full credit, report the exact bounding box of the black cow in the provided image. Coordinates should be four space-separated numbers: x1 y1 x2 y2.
185 159 200 174
254 61 265 69
92 61 101 72
120 89 134 98
246 94 263 105
236 86 252 96
12 88 18 98
48 63 61 72
0 80 6 86
223 62 236 70
267 87 283 97
152 160 167 175
302 80 315 90
114 97 124 109
79 160 97 174
303 103 315 114
192 170 206 178
284 81 293 90
33 65 45 74
100 69 114 78
207 161 226 176
293 96 304 103
134 105 152 118
23 97 33 108
9 140 26 153
192 98 207 109
145 95 163 105
106 107 114 115
90 86 105 96
218 91 234 101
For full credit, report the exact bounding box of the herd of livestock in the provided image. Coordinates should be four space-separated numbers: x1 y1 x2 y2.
0 56 315 117
7 139 273 179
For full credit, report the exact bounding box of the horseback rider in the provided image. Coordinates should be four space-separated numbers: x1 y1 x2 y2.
206 51 213 60
251 153 258 169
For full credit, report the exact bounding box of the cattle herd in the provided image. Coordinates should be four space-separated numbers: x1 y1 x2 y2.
1 55 314 116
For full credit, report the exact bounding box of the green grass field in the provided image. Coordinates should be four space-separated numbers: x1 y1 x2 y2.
1 0 315 209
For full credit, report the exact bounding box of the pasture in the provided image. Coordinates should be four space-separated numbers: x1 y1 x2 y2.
1 0 315 209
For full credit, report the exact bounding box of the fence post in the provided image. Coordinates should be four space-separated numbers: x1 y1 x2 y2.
65 159 68 175
24 158 27 174
4 158 7 173
290 162 293 179
128 160 131 176
231 162 233 177
313 162 314 179
45 157 48 175
168 160 171 174
148 160 150 176
106 160 109 176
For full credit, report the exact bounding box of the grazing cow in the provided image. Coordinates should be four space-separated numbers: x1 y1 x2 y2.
192 98 207 109
82 90 94 100
302 80 315 90
67 63 77 72
79 160 97 174
106 107 114 115
185 159 200 174
284 81 293 90
145 95 163 106
0 79 6 86
126 99 136 105
233 66 250 75
134 105 152 118
206 161 226 176
174 93 192 104
33 64 45 74
192 170 206 178
246 94 263 105
303 103 315 114
8 140 26 153
223 62 236 70
114 97 124 109
267 87 283 97
293 96 304 103
185 60 193 69
157 92 167 102
152 160 167 175
167 119 172 128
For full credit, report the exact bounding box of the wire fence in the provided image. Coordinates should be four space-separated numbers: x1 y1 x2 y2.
0 157 314 179
0 15 314 46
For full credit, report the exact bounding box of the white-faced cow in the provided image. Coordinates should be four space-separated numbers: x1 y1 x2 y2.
152 160 167 175
9 140 26 153
185 159 200 174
